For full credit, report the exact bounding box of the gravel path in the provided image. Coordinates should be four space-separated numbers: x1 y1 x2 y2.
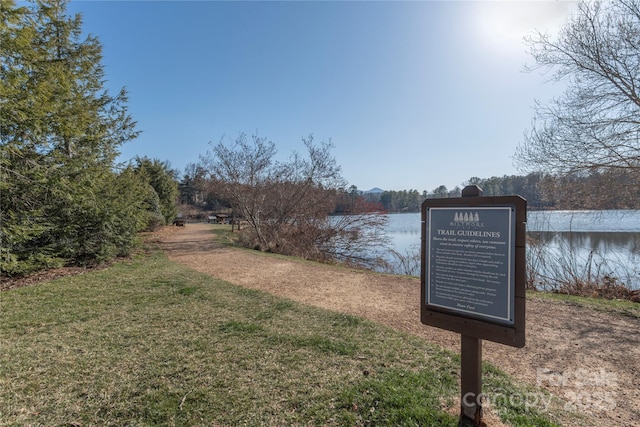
158 223 640 427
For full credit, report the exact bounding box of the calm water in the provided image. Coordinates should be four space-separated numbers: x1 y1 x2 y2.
384 210 640 289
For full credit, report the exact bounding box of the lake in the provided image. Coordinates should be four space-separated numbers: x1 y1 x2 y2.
383 210 640 289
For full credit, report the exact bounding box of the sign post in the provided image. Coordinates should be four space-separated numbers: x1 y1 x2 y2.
421 185 526 426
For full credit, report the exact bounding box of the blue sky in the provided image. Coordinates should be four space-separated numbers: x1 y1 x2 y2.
66 0 575 192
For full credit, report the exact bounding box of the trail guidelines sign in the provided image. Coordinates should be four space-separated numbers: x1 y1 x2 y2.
420 191 526 348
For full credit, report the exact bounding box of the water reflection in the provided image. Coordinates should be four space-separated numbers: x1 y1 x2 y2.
528 231 640 254
528 210 640 232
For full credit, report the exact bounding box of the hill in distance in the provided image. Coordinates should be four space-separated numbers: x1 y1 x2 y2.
363 187 384 194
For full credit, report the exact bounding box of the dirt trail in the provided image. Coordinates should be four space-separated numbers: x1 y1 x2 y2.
158 223 640 427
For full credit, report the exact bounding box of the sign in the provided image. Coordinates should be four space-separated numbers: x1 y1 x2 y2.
420 187 527 425
426 206 516 325
420 193 526 348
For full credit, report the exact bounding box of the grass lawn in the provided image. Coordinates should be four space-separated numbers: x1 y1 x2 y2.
0 250 561 426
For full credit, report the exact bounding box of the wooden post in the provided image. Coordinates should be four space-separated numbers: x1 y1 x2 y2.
459 185 484 427
460 335 483 426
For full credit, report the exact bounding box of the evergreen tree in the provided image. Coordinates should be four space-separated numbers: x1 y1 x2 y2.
1 0 141 274
134 157 179 226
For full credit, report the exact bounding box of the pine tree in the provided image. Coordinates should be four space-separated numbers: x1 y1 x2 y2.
134 157 180 227
1 0 142 274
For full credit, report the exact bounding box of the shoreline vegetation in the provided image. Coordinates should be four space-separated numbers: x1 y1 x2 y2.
515 227 638 302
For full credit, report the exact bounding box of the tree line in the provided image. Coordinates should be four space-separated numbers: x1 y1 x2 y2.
364 170 640 213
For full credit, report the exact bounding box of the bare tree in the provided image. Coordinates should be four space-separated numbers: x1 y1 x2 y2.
515 0 640 201
200 133 389 268
200 133 275 244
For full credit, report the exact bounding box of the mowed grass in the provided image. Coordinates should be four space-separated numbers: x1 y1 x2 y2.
0 250 561 426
